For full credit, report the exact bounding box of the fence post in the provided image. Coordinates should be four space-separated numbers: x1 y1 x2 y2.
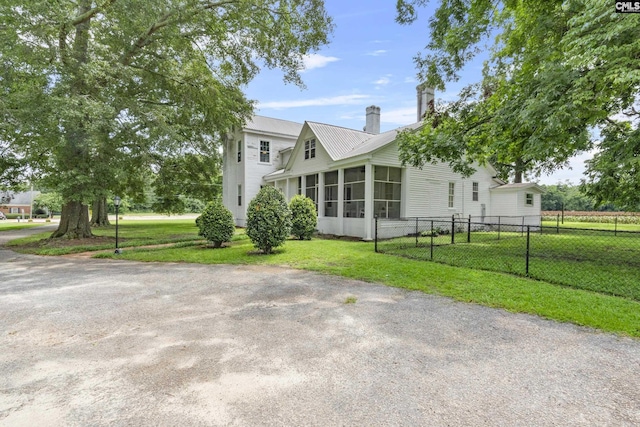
561 203 564 224
415 217 419 247
525 225 530 276
430 220 434 260
498 216 501 240
374 215 378 253
451 215 455 244
521 216 525 237
467 215 471 243
556 214 560 234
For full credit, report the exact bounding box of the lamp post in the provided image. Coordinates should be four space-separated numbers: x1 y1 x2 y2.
114 196 122 254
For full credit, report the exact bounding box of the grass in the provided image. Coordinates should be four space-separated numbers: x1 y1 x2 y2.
6 219 202 255
379 228 640 301
542 220 640 232
0 222 50 232
6 219 640 337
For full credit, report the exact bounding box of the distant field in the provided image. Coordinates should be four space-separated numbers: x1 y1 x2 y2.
542 211 640 225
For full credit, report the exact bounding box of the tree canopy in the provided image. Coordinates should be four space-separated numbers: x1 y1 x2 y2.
395 1 640 195
0 0 333 237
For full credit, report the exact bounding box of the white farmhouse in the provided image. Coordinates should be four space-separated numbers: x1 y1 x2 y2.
222 88 542 239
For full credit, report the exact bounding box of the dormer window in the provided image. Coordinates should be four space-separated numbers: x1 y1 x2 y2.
304 138 316 160
260 140 270 163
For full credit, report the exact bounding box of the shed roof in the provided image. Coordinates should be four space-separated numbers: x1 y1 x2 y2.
491 183 545 193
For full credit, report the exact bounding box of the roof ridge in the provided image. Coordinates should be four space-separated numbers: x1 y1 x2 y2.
306 121 375 136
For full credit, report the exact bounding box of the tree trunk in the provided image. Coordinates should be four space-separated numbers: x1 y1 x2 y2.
51 201 93 239
90 197 111 226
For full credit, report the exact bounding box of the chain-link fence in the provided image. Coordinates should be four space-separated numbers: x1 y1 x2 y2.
375 216 640 301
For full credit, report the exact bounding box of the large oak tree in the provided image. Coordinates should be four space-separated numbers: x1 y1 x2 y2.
0 0 332 238
395 1 640 193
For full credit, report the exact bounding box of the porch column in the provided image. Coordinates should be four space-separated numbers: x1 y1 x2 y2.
337 168 344 235
285 178 290 201
363 163 374 240
318 172 325 217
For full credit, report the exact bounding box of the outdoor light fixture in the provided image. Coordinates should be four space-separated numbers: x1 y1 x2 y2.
114 196 122 254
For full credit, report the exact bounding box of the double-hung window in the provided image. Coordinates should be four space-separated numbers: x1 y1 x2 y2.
304 139 316 160
259 140 270 163
525 193 534 206
237 140 242 162
472 182 479 201
448 182 455 208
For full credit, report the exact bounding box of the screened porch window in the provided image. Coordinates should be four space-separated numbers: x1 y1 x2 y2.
374 166 401 218
324 171 338 217
305 173 318 211
343 166 365 218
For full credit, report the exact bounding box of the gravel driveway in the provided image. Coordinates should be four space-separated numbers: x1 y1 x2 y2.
1 226 639 426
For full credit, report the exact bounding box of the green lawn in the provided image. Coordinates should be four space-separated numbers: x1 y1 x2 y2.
6 219 202 255
6 220 640 337
0 222 50 232
379 228 640 301
542 220 640 232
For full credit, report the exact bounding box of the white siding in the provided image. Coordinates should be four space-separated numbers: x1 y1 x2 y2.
288 129 333 176
223 128 296 226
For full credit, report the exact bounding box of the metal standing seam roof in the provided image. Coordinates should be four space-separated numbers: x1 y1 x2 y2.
337 122 423 160
244 115 303 138
306 122 374 160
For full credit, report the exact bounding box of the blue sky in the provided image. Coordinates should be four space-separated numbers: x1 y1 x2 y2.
245 0 590 185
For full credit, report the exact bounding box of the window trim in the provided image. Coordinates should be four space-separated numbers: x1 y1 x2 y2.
305 173 319 211
324 170 338 217
373 166 402 219
343 166 366 218
259 140 270 164
304 138 316 160
525 192 534 206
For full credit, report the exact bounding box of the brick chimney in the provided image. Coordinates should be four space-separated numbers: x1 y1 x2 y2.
416 85 435 122
365 105 381 134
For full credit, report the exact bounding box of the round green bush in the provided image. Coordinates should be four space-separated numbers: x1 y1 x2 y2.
289 194 317 240
246 186 292 254
196 200 235 248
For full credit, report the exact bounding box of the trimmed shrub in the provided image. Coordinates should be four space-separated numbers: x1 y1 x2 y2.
289 195 317 240
246 186 291 254
196 200 235 248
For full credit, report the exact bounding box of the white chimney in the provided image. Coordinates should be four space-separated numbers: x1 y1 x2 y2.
416 85 435 122
365 105 381 134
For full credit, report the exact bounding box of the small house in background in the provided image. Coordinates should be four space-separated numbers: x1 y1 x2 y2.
222 87 543 239
0 191 40 217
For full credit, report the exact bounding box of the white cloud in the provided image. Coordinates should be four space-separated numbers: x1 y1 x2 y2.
300 54 339 72
366 50 387 56
374 77 391 86
258 94 371 110
380 107 417 125
404 76 416 84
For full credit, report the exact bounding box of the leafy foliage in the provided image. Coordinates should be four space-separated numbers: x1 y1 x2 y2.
34 192 64 214
0 0 333 238
540 183 595 211
289 195 317 240
246 186 291 254
196 200 235 248
395 1 640 187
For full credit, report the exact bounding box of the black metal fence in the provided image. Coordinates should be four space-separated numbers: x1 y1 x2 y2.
374 216 640 301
